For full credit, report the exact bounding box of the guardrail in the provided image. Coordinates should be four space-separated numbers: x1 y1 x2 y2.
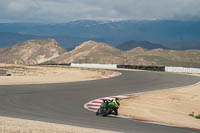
38 63 200 74
71 63 117 69
165 66 200 74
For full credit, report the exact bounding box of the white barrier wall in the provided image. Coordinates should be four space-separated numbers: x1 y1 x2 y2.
71 63 117 69
165 66 200 74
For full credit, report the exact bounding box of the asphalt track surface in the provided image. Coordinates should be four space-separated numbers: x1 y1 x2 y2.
0 70 200 133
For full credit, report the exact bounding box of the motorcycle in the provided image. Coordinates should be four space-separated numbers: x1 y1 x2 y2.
96 99 118 117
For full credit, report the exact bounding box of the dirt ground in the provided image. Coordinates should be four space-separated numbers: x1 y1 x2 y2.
0 116 118 133
0 63 112 85
119 73 200 129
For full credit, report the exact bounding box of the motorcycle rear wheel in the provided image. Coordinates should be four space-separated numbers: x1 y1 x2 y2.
102 107 111 117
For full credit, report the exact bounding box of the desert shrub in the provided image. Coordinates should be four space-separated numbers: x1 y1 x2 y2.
189 112 195 117
189 112 200 119
195 114 200 119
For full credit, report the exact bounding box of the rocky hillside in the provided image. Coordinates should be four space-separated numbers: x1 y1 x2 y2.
48 41 200 67
49 41 126 64
1 39 200 68
0 48 7 52
0 39 66 65
123 48 200 67
127 47 148 54
142 49 200 68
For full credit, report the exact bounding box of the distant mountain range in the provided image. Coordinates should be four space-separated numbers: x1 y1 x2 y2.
1 39 200 68
117 40 169 50
0 20 200 50
160 40 200 50
0 32 89 50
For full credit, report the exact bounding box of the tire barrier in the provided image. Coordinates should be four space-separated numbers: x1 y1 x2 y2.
39 63 71 66
0 70 9 76
117 65 165 71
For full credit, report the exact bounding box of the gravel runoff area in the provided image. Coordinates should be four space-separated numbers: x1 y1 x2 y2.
119 73 200 130
0 116 119 133
0 63 112 85
0 63 116 133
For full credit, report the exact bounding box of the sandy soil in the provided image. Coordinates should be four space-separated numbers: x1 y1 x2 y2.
0 63 112 85
0 116 118 133
119 74 200 129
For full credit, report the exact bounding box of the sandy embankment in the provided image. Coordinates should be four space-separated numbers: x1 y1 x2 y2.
0 63 112 85
119 74 200 129
0 116 118 133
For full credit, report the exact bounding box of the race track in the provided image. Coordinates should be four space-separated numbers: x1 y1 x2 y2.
0 70 200 133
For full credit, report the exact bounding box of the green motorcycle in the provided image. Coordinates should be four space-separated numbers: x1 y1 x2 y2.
96 98 120 117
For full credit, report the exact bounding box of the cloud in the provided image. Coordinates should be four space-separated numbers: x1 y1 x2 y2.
0 0 200 23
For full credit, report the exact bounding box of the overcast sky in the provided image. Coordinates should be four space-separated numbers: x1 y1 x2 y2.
0 0 200 23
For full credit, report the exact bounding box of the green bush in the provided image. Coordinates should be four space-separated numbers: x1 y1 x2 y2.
189 112 200 119
195 114 200 119
189 112 195 117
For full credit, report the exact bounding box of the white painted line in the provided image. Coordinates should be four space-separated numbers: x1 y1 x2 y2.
98 72 122 80
84 94 133 112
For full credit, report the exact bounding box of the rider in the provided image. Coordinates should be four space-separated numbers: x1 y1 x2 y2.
96 98 120 116
112 98 120 115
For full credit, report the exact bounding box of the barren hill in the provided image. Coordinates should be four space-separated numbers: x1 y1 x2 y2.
50 41 126 64
127 47 148 54
1 39 200 68
124 48 200 67
0 39 66 65
48 41 159 66
0 48 7 52
142 49 200 67
48 41 200 67
117 40 168 51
